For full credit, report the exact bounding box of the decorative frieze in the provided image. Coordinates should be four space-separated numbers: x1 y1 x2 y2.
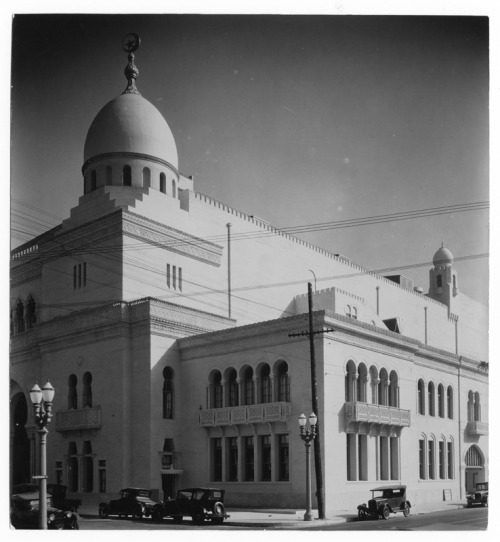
55 406 102 432
199 402 291 427
345 401 410 432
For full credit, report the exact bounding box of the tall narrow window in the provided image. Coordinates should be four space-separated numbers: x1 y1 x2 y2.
91 170 97 191
228 369 238 407
142 167 151 188
243 367 254 405
346 433 356 481
467 391 474 422
278 434 289 481
358 434 368 481
212 438 222 481
26 295 36 330
428 382 435 416
163 367 174 419
123 165 132 186
73 265 77 289
447 386 454 419
428 439 435 480
78 264 82 288
437 274 442 288
82 372 92 408
439 440 445 479
15 299 25 334
260 365 271 403
419 439 425 479
277 361 290 402
228 437 238 481
166 264 171 288
178 267 182 291
438 384 445 418
160 173 166 193
105 165 112 185
55 461 63 485
389 371 399 407
244 437 254 481
172 179 177 198
380 436 389 480
474 392 481 421
390 437 399 480
447 442 454 479
83 262 87 287
173 266 177 290
212 372 223 409
261 436 272 481
68 374 78 410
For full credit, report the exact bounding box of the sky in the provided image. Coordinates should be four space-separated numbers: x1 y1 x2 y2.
8 7 491 306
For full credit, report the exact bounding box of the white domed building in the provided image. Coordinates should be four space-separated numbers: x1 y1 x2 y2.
10 39 488 516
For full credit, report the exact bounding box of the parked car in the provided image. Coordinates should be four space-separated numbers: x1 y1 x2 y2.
152 487 229 525
98 487 159 518
47 484 81 512
467 482 488 507
357 484 411 520
10 490 79 529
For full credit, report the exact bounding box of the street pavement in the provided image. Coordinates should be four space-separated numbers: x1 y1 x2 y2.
77 496 469 528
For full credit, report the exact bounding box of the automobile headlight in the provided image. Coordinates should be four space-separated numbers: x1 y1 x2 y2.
66 512 72 518
49 514 56 522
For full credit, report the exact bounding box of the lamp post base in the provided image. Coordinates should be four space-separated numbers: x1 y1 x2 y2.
303 511 314 521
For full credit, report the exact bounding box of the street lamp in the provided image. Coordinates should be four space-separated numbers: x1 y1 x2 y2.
30 381 55 530
298 412 317 521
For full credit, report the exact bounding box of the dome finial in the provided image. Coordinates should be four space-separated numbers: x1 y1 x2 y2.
121 33 141 96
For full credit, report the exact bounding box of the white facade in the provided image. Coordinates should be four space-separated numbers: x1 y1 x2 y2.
10 44 488 515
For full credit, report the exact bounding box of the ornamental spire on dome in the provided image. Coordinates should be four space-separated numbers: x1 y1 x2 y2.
121 33 141 95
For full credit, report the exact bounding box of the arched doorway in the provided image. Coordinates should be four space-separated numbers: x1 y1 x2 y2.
10 391 31 488
464 445 485 493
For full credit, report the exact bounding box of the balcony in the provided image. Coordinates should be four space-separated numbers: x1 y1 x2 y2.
55 407 102 432
466 421 488 436
345 401 411 429
199 402 291 427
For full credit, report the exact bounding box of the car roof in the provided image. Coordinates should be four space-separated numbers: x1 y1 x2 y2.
11 491 41 501
179 487 223 492
370 485 406 491
120 487 151 491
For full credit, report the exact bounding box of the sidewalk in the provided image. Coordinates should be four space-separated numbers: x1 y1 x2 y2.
77 496 468 527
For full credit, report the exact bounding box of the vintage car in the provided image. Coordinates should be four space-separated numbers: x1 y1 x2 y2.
357 484 411 520
467 482 488 507
47 484 81 511
152 487 229 525
10 490 79 529
98 487 159 518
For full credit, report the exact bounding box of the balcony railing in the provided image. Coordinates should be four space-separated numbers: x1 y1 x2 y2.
199 402 291 427
466 421 488 436
345 401 411 428
55 407 102 432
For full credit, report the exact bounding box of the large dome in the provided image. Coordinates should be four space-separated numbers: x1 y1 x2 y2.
83 93 178 170
433 245 454 267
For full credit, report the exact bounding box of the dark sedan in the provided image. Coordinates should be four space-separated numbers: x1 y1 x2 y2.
10 491 79 529
99 487 159 518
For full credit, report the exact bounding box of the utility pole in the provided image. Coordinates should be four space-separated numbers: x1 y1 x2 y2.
288 282 334 519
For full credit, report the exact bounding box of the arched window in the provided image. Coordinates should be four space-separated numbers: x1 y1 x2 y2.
447 386 454 419
418 379 425 415
160 173 166 193
346 305 352 318
389 371 399 407
242 367 254 405
172 179 177 198
15 299 25 334
428 382 435 416
438 384 445 418
68 442 79 492
227 368 238 407
163 367 174 419
357 363 367 402
105 165 112 185
277 361 290 402
91 170 97 191
378 368 389 406
345 360 357 402
467 390 474 422
123 165 132 186
437 275 442 288
352 306 358 320
26 295 36 330
260 365 272 403
142 167 151 188
82 372 93 408
212 371 223 408
68 374 78 409
474 392 481 421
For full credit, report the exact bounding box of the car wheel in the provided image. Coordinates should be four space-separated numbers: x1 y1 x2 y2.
481 499 487 507
99 507 109 518
133 504 144 519
467 501 472 508
382 506 390 520
65 520 79 529
358 509 367 520
403 504 410 517
152 508 163 521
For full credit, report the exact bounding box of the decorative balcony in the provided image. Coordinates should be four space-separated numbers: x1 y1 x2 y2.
345 401 411 430
199 402 291 427
55 407 102 432
466 421 488 436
